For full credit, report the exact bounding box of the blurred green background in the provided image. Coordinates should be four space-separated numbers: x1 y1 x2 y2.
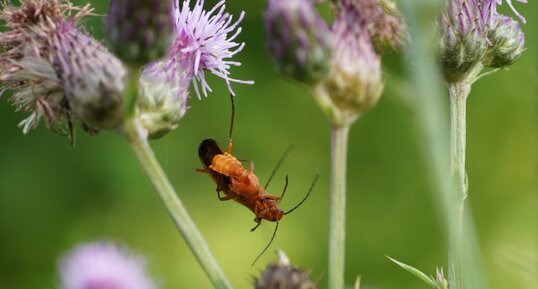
0 1 536 289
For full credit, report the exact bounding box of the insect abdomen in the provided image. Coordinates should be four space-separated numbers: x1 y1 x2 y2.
210 153 244 178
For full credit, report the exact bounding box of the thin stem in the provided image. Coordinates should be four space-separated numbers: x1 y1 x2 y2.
328 124 350 289
123 121 233 289
124 67 141 118
448 82 470 289
400 2 488 289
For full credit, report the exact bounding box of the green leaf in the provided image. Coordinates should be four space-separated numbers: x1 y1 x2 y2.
354 276 361 289
386 256 438 288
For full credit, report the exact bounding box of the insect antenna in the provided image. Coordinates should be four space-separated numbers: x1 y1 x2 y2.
226 93 236 154
284 175 319 215
251 221 279 267
278 174 289 202
264 145 295 190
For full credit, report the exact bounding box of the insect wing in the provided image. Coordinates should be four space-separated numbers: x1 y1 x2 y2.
198 139 232 192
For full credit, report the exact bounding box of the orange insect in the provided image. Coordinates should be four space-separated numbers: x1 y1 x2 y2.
197 94 318 265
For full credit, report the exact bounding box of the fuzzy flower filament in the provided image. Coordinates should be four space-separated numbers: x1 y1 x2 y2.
169 0 253 97
59 241 156 289
136 0 253 137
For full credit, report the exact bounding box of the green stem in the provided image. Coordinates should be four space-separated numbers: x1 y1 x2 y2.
124 67 141 118
123 121 233 289
328 124 350 289
448 82 470 289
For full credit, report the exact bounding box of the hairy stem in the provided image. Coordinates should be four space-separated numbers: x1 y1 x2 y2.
123 121 233 289
328 124 350 289
448 82 470 289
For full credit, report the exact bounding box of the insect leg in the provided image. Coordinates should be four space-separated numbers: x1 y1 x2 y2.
238 159 255 172
226 93 236 154
196 168 210 173
216 190 236 201
250 219 262 232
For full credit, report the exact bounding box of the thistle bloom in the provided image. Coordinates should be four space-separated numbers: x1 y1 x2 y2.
147 0 253 98
59 241 156 289
137 0 252 137
264 0 333 84
0 0 126 135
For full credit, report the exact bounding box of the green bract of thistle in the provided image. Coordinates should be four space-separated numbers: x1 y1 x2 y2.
484 14 525 68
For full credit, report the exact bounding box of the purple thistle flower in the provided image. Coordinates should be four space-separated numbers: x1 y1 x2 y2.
48 21 127 130
0 0 92 134
0 0 126 136
439 0 526 82
334 0 406 52
59 241 157 289
149 0 253 98
324 0 384 115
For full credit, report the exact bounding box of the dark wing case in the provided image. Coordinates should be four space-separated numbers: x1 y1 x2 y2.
198 139 232 192
199 139 223 167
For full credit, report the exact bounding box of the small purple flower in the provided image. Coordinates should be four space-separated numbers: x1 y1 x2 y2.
324 0 384 116
0 0 126 136
439 0 526 81
0 0 92 134
59 241 157 289
153 0 253 98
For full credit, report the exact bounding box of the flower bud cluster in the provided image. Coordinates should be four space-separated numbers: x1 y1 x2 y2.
1 0 252 139
264 0 406 125
440 0 526 83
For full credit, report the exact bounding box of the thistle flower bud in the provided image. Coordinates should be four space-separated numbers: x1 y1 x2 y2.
255 251 316 289
435 267 449 289
105 0 174 66
0 0 126 136
137 60 190 139
439 0 489 83
264 0 332 84
49 22 127 130
484 14 525 68
323 2 384 118
333 0 406 52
